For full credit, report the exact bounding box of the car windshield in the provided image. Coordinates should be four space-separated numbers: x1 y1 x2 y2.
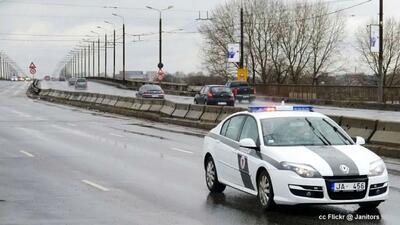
211 86 231 94
76 79 86 83
229 82 249 87
144 85 162 91
261 117 353 146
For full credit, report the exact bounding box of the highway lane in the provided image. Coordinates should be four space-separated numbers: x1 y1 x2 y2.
1 80 400 225
42 80 400 122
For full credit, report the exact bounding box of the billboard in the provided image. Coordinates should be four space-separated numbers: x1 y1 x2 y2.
227 43 240 63
370 25 380 53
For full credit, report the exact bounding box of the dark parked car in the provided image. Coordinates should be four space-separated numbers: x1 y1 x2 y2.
225 80 256 103
194 85 234 106
44 76 51 81
68 77 77 86
136 84 165 99
74 78 87 89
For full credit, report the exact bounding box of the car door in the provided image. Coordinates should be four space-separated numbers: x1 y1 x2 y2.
233 116 260 190
196 86 205 104
214 115 246 184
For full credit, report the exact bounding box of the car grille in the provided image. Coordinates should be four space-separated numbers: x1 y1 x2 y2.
324 176 368 200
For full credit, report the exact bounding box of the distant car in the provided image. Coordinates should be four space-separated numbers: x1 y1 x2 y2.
17 76 24 81
74 78 87 89
44 76 51 81
68 77 77 86
59 77 66 81
136 84 165 99
25 77 32 81
11 75 17 81
194 85 235 106
226 81 256 103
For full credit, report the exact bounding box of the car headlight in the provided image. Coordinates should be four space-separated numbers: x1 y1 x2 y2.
280 161 321 178
369 159 386 176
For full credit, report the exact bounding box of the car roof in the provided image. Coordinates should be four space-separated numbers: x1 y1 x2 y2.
231 110 327 120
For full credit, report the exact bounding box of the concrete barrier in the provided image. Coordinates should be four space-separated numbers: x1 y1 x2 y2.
115 96 133 108
370 121 400 147
101 95 112 105
87 93 98 103
171 103 190 118
340 117 377 141
217 106 244 122
185 104 205 120
201 106 222 123
79 93 90 102
139 99 152 111
149 99 164 112
95 94 105 104
130 98 142 111
160 100 176 116
107 96 119 106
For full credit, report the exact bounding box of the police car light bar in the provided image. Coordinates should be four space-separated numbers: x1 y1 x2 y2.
248 105 313 112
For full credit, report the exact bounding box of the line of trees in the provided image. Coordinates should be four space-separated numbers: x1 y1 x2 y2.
200 0 345 85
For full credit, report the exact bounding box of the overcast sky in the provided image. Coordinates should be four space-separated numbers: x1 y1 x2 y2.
0 0 399 77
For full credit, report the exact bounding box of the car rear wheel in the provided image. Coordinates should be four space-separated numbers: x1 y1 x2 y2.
358 201 381 209
205 157 226 193
257 169 275 210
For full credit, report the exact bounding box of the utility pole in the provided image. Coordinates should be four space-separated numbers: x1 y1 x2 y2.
378 0 384 102
158 13 163 70
81 49 83 78
240 7 244 69
84 47 87 77
98 37 100 77
92 41 95 77
88 44 91 77
113 28 116 79
122 23 125 82
104 33 107 77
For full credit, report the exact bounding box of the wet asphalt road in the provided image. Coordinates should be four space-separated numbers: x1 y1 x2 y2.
42 80 400 122
1 81 400 225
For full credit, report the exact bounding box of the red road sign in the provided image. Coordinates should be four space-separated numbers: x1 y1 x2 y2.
29 62 36 69
157 69 164 81
30 68 36 75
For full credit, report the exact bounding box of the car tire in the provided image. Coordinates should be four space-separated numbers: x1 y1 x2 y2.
205 156 226 193
257 169 275 210
194 99 198 104
358 201 381 209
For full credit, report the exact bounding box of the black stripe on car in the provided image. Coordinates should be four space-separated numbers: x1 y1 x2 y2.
237 154 255 190
306 146 359 176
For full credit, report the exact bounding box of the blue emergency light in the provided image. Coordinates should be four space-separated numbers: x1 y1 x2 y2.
248 105 313 113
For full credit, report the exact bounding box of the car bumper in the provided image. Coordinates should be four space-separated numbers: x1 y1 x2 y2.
269 170 388 205
235 94 256 101
140 94 165 99
206 99 235 106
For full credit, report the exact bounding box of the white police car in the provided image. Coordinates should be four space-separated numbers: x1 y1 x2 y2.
203 105 388 210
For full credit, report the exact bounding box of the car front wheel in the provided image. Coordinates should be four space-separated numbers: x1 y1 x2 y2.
257 169 275 210
205 157 226 193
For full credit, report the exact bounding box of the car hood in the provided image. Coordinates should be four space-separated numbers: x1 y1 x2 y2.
263 145 380 176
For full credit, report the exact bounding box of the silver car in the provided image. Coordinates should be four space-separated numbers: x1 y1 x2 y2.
74 78 87 90
136 84 165 99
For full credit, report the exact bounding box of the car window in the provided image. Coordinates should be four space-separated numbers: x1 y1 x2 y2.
224 115 246 141
240 116 259 144
211 86 231 94
229 82 249 87
220 119 231 136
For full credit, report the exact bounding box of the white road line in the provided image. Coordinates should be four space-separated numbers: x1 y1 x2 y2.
170 147 194 154
109 133 124 138
81 180 110 191
20 150 34 157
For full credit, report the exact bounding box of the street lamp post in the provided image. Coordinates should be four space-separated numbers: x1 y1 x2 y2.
105 21 116 80
97 26 108 78
146 5 173 73
91 31 101 77
112 13 126 83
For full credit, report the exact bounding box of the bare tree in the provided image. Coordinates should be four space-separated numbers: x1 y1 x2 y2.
356 18 400 87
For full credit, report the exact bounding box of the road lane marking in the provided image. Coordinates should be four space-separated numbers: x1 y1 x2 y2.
109 133 124 138
81 180 109 191
20 150 34 157
170 147 193 154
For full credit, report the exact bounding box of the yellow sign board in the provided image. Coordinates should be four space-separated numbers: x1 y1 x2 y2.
237 67 248 81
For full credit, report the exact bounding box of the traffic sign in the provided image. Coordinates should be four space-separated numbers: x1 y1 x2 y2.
29 62 36 69
237 67 248 81
30 68 36 75
157 69 164 81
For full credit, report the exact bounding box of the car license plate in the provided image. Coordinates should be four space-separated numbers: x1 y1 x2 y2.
218 102 227 105
333 182 365 192
152 94 158 98
243 95 249 98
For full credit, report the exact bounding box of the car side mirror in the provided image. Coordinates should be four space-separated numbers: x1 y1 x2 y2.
239 138 259 151
355 136 366 145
